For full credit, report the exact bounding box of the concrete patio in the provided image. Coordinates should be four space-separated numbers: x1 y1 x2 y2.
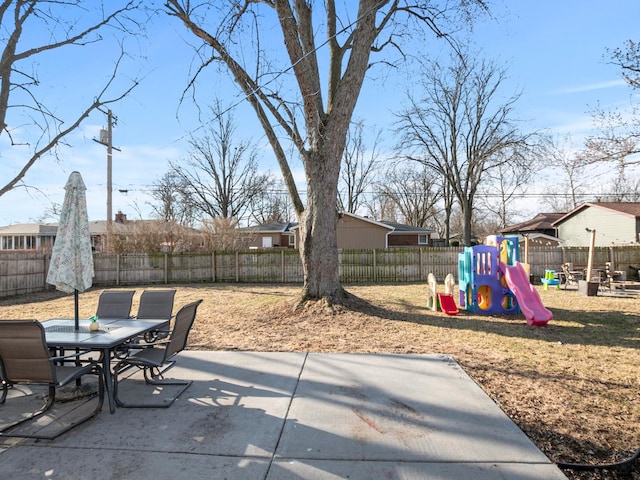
0 351 567 479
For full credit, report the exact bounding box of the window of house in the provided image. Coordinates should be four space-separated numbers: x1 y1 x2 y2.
418 234 428 245
262 236 273 248
1 236 11 249
25 236 36 249
14 236 24 249
288 233 296 248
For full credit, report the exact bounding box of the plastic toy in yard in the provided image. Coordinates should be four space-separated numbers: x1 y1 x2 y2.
438 273 459 315
427 273 459 315
458 235 552 326
540 269 561 290
501 262 554 326
427 273 439 311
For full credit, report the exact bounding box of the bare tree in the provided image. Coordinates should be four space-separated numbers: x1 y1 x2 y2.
169 102 275 222
609 39 640 89
544 137 590 212
477 152 537 228
396 52 539 246
376 164 441 228
250 183 296 226
363 191 398 222
339 121 381 214
585 102 640 166
110 219 202 254
0 0 143 196
149 171 197 226
165 0 489 304
440 179 455 246
584 40 640 169
594 160 640 202
200 217 248 251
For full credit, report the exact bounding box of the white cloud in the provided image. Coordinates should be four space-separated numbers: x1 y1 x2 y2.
554 79 628 95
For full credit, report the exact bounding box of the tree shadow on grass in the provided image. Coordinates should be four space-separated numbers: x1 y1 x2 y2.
340 291 640 349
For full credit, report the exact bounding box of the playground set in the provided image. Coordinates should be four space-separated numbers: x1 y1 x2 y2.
428 235 552 326
459 235 552 326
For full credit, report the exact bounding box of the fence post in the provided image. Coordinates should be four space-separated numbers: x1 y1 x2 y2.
211 251 216 282
236 251 240 282
164 253 168 284
372 249 377 283
116 254 121 286
281 249 285 282
44 254 50 291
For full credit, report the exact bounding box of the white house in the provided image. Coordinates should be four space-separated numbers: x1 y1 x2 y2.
552 202 640 246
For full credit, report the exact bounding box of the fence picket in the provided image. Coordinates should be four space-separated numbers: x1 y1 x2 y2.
1 245 639 298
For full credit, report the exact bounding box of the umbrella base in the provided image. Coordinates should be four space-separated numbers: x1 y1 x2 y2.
56 381 99 403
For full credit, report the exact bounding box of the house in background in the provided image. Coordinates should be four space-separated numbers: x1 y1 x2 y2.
240 213 435 250
552 202 640 246
500 212 565 247
333 213 435 249
378 220 434 247
0 211 135 253
0 211 206 254
239 222 298 249
0 223 58 252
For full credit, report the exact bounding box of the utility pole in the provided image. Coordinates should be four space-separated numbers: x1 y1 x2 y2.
94 109 119 253
106 109 113 252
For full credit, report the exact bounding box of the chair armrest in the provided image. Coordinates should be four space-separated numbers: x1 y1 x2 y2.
128 339 170 349
50 350 94 362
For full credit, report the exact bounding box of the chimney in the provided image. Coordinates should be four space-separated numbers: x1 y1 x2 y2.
115 211 127 224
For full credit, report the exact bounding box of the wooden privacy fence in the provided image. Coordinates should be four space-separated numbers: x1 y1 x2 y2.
1 245 639 298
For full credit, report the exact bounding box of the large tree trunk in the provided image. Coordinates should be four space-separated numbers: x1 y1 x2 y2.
462 198 473 246
298 149 347 303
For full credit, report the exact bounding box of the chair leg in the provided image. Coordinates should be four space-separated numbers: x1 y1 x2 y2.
113 363 191 409
0 385 56 436
1 380 9 404
0 369 104 440
143 360 176 383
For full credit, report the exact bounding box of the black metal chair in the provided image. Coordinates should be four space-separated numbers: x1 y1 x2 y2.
95 290 135 319
136 289 176 320
113 299 203 408
0 320 104 439
136 289 176 342
561 263 584 290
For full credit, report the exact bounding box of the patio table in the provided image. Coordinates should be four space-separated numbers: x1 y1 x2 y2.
43 317 168 413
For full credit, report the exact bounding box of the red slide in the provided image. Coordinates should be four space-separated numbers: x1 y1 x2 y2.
438 294 459 315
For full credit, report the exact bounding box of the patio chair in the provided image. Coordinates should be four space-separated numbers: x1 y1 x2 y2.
0 320 104 439
95 290 135 319
136 289 176 342
0 360 9 404
112 299 203 408
561 263 584 290
601 262 616 291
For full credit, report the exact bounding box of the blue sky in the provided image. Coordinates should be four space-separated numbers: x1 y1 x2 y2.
1 1 639 226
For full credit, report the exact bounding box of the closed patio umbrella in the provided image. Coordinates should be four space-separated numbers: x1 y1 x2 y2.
46 171 94 330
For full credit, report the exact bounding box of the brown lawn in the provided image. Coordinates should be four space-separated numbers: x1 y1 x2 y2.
1 283 638 479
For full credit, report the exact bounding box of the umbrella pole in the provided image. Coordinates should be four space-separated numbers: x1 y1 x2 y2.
74 289 82 386
74 289 80 330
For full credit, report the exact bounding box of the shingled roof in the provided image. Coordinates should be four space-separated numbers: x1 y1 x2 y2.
500 212 564 234
551 202 640 225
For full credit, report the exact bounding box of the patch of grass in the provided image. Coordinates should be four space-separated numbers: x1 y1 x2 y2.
1 283 638 479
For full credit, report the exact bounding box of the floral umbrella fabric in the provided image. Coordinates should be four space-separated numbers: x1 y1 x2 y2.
46 172 94 329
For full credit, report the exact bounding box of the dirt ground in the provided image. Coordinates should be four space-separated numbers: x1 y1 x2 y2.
1 282 639 479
